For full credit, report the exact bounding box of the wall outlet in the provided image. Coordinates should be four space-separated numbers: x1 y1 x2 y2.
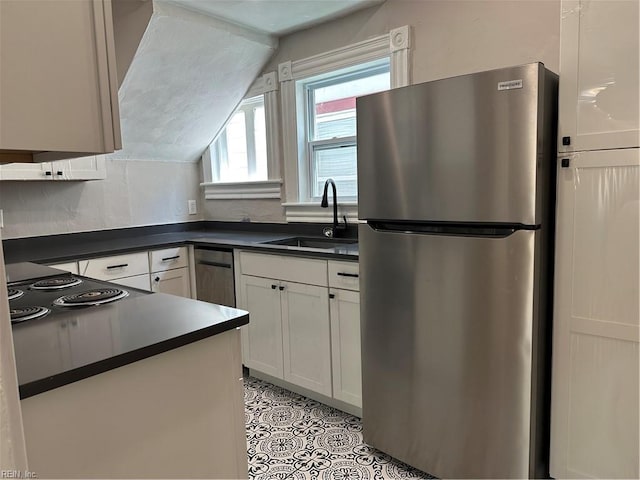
188 200 197 215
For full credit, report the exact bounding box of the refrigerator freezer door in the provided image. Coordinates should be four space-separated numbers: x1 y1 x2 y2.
357 63 556 225
359 224 540 479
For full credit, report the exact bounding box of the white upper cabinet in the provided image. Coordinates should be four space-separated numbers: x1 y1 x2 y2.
558 0 639 152
0 155 106 181
0 0 121 161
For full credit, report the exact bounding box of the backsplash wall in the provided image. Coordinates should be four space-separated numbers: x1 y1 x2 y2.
0 159 203 239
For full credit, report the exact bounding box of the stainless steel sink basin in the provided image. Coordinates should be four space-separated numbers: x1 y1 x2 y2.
262 236 357 249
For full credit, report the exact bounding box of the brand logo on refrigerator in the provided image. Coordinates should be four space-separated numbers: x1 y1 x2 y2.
497 79 523 91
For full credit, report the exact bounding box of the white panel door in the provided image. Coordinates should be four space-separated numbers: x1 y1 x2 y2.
48 262 79 275
111 273 151 292
558 0 639 152
329 288 362 408
550 148 639 479
240 275 284 379
281 281 331 396
151 268 190 298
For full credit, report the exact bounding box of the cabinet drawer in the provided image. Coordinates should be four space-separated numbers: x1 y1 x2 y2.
328 261 360 291
79 252 149 280
150 246 188 272
239 251 327 287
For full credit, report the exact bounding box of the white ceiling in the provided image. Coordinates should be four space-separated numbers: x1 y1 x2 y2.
166 0 384 35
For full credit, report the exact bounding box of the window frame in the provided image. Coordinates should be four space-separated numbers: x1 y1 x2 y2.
278 25 411 222
201 72 282 200
300 58 391 202
212 95 264 183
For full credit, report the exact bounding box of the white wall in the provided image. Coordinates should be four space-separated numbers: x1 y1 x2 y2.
204 0 561 223
0 159 203 239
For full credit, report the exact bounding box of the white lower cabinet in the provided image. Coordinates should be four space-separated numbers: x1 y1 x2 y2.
329 288 362 408
240 274 332 397
241 275 284 378
151 267 191 297
48 262 79 275
111 273 151 291
71 246 194 296
282 281 331 396
238 251 361 412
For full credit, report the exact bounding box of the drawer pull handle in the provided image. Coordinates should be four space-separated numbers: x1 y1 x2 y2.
271 284 277 289
329 293 335 299
337 272 359 278
279 286 285 291
161 255 180 261
197 261 232 269
106 264 128 269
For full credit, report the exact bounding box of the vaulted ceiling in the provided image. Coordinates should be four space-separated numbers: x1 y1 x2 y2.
110 0 384 163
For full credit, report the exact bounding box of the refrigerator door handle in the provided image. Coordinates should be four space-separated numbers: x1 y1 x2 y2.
368 221 537 238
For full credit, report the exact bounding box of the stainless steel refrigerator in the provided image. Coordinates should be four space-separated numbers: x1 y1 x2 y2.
356 63 558 479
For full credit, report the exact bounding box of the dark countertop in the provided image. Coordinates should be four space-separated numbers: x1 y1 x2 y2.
11 286 249 399
2 222 359 264
5 262 67 283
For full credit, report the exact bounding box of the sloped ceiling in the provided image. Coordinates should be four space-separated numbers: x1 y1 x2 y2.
110 1 277 163
167 0 385 35
110 0 385 163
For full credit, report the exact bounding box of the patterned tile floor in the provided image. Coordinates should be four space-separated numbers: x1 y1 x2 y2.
244 376 436 480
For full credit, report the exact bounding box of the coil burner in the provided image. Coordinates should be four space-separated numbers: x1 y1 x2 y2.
30 276 83 290
10 306 50 323
53 288 129 307
8 288 24 301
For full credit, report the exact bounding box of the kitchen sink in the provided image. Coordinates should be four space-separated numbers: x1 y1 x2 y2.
262 236 357 249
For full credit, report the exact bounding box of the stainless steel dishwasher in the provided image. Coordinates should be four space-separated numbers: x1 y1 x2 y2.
194 248 236 307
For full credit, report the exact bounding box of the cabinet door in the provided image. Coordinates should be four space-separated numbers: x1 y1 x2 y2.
239 275 284 379
0 162 53 181
0 0 121 154
48 262 79 275
558 0 639 152
54 156 107 181
281 281 331 396
330 288 362 408
111 273 151 292
151 268 190 298
550 149 639 479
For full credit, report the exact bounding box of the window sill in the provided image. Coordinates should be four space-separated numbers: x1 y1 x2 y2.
201 179 282 200
282 202 358 223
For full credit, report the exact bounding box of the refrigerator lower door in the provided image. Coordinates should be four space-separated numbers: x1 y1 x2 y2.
360 224 541 479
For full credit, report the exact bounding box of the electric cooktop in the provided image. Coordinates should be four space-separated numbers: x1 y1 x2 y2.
7 274 150 324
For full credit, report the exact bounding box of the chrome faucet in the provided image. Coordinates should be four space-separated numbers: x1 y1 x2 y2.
320 178 347 238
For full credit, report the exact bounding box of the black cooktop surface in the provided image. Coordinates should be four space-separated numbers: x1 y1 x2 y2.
8 275 148 324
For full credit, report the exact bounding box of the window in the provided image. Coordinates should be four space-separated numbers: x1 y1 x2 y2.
278 25 411 221
300 60 390 201
201 72 282 200
212 95 268 183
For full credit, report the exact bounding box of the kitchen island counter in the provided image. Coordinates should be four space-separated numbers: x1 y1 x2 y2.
12 287 248 399
9 261 250 479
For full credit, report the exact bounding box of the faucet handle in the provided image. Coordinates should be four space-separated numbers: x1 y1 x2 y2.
322 226 334 238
